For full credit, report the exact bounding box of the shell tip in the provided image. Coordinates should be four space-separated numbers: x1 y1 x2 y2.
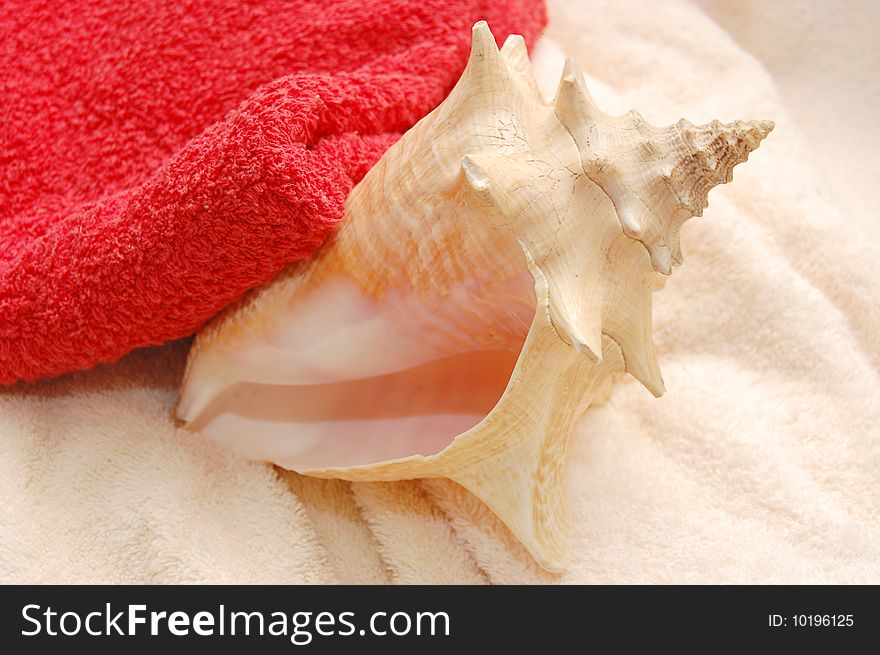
561 57 582 81
753 119 775 137
461 155 491 192
470 20 497 52
500 32 527 51
741 119 775 152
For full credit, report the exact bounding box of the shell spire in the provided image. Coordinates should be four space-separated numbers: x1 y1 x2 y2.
555 59 773 273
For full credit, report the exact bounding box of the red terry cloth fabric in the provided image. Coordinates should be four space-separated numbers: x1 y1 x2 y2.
0 0 546 384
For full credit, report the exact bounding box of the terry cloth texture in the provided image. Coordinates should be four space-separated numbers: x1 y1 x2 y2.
1 0 879 583
0 0 546 383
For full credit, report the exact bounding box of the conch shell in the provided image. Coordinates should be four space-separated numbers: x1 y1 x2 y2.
176 22 772 571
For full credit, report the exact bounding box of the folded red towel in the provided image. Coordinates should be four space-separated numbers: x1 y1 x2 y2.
0 0 546 384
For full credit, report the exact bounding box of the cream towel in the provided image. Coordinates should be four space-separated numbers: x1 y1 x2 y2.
2 0 878 584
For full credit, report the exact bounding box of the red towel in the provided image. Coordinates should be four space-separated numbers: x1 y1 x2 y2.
0 0 546 384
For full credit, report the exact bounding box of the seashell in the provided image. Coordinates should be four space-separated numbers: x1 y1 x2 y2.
175 22 772 571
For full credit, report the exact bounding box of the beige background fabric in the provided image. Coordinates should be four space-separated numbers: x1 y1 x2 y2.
2 0 878 584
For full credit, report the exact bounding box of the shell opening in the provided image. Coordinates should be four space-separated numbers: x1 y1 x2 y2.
184 242 537 472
